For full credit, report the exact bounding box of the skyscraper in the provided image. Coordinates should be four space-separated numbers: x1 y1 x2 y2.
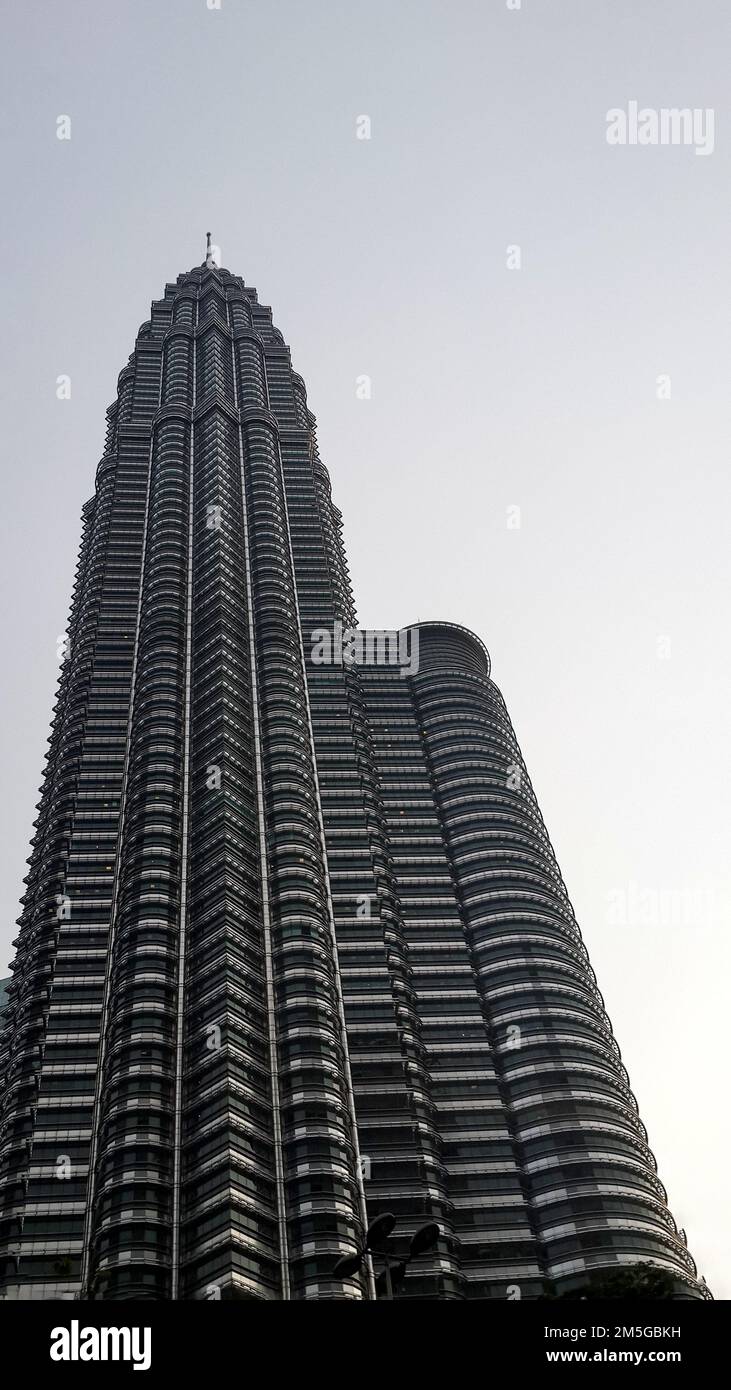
0 245 706 1302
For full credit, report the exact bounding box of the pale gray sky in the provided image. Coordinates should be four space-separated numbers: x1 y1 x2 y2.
0 0 728 1296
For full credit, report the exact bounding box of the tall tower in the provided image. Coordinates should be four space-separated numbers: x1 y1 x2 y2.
0 250 706 1301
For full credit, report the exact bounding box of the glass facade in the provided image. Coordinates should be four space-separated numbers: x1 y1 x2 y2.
0 258 706 1300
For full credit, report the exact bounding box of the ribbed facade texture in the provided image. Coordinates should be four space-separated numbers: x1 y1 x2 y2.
0 256 706 1301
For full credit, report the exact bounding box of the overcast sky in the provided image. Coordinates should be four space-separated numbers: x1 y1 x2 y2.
0 0 728 1297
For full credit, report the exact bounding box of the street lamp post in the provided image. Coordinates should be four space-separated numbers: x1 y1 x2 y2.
333 1214 440 1300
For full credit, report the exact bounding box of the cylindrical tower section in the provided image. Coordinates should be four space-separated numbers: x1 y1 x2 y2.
408 621 703 1297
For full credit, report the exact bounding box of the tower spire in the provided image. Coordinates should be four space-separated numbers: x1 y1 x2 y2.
205 231 217 268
